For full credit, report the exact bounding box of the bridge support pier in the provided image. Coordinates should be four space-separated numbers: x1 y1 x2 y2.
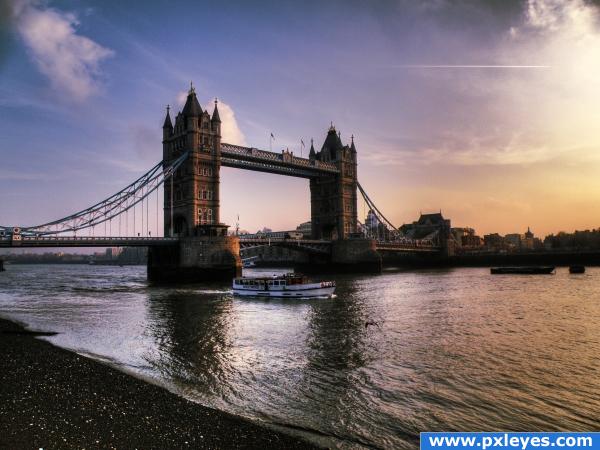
297 238 381 274
331 239 382 273
147 236 241 284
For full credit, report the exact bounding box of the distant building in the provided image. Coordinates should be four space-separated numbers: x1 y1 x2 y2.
504 233 522 249
364 209 391 240
503 228 537 251
295 221 312 238
452 227 483 249
483 233 506 251
522 227 535 250
105 247 122 259
401 212 451 243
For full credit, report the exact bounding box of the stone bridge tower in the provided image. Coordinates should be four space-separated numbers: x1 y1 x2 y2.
309 126 358 240
150 84 240 283
162 84 224 237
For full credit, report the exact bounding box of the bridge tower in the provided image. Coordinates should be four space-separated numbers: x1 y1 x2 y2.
309 126 358 240
162 85 223 237
149 84 241 283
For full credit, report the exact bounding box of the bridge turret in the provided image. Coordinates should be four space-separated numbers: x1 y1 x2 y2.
308 138 316 160
162 105 173 141
182 83 202 136
211 98 221 136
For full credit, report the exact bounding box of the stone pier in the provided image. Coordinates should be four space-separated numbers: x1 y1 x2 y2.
148 236 241 284
296 238 382 274
331 238 382 273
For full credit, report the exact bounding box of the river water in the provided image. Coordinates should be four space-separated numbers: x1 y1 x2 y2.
1 264 599 449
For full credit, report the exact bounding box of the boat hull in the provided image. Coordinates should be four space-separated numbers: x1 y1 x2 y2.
233 285 335 298
491 266 555 275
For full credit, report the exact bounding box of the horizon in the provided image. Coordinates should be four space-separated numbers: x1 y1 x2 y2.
2 0 600 237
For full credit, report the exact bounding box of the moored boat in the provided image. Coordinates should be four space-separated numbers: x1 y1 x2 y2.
491 266 555 275
233 273 335 298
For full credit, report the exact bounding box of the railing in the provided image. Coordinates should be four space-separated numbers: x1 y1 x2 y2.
376 239 439 250
17 236 179 242
239 237 331 245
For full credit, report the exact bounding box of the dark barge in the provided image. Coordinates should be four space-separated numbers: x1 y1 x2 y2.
491 266 555 275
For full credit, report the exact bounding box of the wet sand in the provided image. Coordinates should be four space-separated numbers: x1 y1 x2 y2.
0 318 319 449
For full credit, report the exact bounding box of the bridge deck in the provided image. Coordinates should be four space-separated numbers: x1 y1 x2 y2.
0 236 439 253
0 237 179 248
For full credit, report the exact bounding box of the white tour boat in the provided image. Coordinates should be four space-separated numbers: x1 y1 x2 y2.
232 273 335 298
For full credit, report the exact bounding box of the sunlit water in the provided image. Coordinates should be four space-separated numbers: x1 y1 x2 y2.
1 264 600 449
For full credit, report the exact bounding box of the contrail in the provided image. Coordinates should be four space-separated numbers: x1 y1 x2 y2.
395 64 551 69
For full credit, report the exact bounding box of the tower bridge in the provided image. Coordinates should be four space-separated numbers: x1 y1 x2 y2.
1 84 444 282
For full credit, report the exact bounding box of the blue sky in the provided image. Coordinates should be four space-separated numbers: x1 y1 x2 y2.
2 0 600 236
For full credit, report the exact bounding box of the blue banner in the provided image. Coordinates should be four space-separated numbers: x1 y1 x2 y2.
421 433 600 450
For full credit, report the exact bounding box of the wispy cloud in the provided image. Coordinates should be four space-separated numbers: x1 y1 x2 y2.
392 65 551 69
9 0 114 101
0 169 60 181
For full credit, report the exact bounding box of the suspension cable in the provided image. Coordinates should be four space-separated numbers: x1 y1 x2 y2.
7 152 189 236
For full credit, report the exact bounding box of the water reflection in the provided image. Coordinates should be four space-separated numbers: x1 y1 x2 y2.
144 287 233 396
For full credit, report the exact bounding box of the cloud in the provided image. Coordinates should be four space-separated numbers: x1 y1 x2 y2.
0 168 60 181
9 0 113 101
207 100 247 146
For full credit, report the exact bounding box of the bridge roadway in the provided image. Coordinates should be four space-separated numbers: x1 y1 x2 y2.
0 235 440 253
0 236 179 248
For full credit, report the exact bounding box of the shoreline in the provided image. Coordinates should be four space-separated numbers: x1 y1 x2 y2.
0 317 319 449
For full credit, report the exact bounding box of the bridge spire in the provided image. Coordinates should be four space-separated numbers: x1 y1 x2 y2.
211 98 221 123
182 83 202 117
309 138 316 160
163 105 173 129
350 134 356 153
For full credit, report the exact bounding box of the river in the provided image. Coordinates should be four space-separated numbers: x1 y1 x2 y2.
1 264 599 449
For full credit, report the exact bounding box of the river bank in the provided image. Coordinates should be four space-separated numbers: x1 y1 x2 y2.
0 317 318 449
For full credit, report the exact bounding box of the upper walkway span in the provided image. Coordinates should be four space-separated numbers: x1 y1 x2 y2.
220 143 339 178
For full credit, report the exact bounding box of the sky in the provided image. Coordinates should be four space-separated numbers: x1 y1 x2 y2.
1 0 600 237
